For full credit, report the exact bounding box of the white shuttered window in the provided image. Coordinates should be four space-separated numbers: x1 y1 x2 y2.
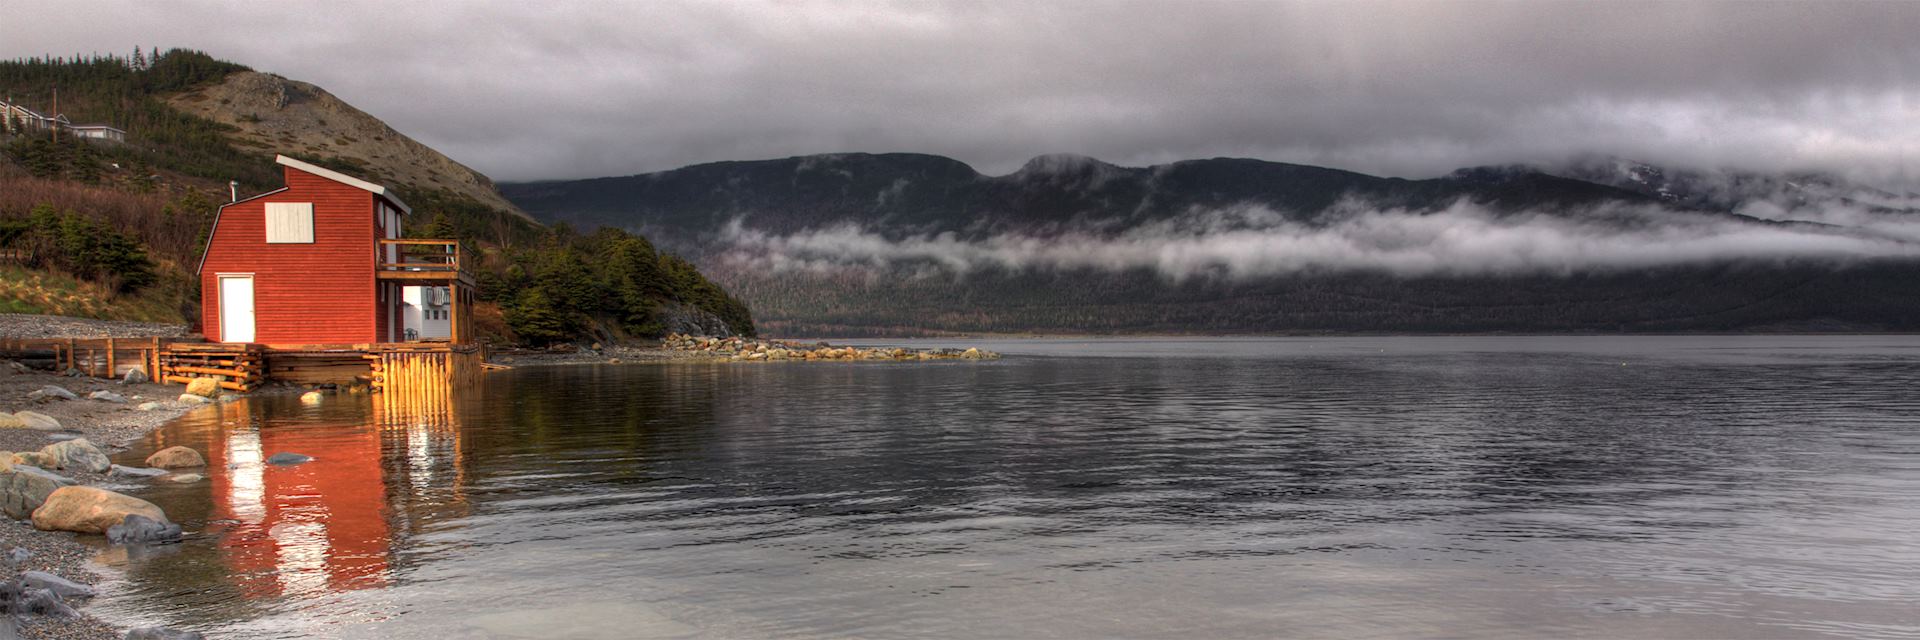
265 202 315 243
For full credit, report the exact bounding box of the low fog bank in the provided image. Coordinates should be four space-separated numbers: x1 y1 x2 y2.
717 199 1920 281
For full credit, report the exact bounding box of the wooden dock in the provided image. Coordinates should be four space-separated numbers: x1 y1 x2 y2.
0 337 261 389
0 337 489 393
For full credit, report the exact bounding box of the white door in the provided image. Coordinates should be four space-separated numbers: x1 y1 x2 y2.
218 275 256 343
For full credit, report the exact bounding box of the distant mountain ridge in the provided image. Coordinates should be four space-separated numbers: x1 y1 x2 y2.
504 152 1672 239
502 153 1920 336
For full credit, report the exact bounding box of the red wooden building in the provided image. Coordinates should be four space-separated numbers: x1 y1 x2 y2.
198 155 474 346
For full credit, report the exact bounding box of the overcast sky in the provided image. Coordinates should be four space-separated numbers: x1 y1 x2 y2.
6 1 1919 184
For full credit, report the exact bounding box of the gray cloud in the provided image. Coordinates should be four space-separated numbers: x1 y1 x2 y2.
6 1 1919 185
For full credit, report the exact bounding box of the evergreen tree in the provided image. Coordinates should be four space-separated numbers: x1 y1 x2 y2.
504 288 570 345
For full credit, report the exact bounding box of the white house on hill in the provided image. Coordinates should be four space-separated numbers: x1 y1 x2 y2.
2 98 126 143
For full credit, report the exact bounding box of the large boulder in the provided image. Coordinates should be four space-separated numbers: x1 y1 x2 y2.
183 377 220 398
12 586 80 617
0 466 78 520
12 411 61 431
145 446 206 469
106 514 182 544
31 486 169 535
121 367 150 384
40 439 110 473
0 414 24 430
19 571 94 599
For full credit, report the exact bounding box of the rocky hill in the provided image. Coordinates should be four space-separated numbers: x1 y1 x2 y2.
167 71 533 221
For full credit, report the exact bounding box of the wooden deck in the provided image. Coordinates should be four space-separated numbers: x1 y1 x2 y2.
0 337 489 393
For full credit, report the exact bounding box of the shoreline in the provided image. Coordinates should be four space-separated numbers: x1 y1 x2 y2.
0 364 214 640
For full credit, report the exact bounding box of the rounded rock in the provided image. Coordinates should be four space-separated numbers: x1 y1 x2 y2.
13 411 62 431
0 466 78 520
31 486 170 535
40 439 111 473
146 446 207 469
184 377 221 398
266 452 312 465
38 385 79 401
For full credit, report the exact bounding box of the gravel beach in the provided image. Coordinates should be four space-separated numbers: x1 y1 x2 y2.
0 316 186 341
1 316 203 639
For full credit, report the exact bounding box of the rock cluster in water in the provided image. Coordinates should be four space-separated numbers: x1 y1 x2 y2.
662 334 998 362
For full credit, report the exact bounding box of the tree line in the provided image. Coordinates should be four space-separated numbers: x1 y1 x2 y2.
478 224 754 344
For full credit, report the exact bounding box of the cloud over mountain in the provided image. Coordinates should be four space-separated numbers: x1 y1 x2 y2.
718 200 1920 281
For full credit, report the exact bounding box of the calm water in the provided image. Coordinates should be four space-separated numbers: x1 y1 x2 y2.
84 337 1920 639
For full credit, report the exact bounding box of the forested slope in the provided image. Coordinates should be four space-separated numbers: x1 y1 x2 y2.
0 49 751 341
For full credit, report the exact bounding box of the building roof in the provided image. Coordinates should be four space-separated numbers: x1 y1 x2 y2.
274 155 412 215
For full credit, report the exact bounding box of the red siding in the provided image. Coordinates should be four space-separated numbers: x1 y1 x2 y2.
201 166 388 344
373 206 395 343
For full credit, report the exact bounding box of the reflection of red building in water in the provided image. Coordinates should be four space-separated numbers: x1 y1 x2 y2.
206 401 394 598
187 392 467 600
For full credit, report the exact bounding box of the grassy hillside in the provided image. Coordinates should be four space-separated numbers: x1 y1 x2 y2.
0 49 752 341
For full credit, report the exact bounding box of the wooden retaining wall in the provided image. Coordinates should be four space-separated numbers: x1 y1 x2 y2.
0 337 262 391
158 343 264 391
0 338 488 394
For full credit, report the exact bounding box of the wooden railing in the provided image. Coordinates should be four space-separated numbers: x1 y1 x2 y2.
378 238 470 283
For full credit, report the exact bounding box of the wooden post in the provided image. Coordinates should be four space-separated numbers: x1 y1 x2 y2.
106 338 116 377
449 286 462 345
65 339 74 372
